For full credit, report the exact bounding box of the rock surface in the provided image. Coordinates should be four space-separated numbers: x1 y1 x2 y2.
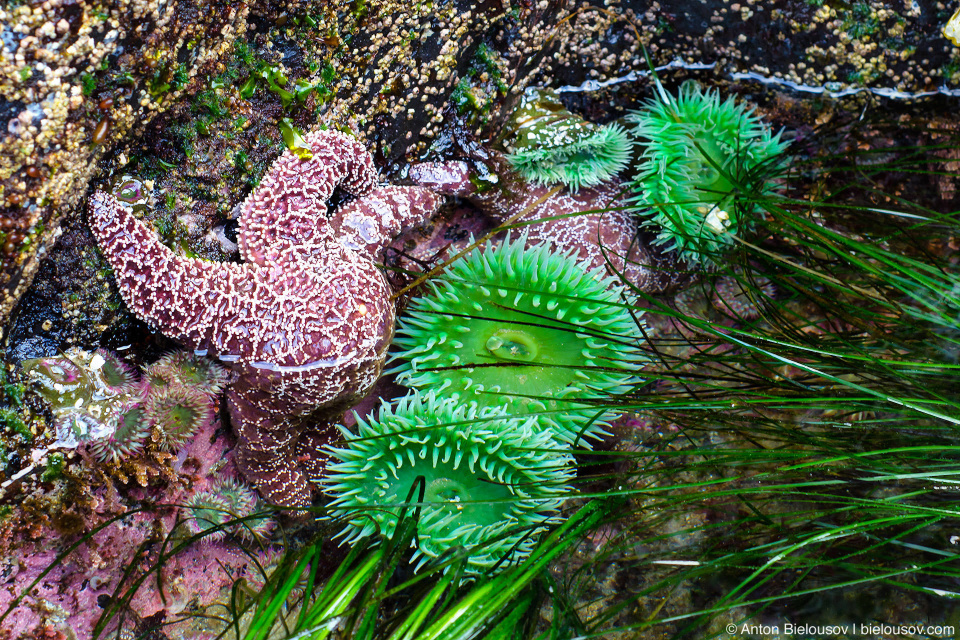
2 0 958 324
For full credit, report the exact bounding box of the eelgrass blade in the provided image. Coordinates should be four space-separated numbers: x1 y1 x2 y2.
412 501 604 640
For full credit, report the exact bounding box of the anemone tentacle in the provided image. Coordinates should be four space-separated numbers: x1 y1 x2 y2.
88 399 150 463
626 80 788 265
95 349 139 394
144 384 214 450
391 236 648 446
152 350 231 397
504 88 634 192
183 492 233 542
324 392 573 574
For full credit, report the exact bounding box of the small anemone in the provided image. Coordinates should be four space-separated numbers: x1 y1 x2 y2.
504 88 633 192
390 236 648 446
152 350 230 396
144 384 214 450
182 477 273 544
626 80 788 266
712 275 775 321
210 476 275 542
94 349 139 394
88 400 150 463
53 410 116 446
183 492 233 542
142 361 179 391
22 353 86 389
323 392 574 574
212 476 258 516
22 348 112 412
233 502 276 544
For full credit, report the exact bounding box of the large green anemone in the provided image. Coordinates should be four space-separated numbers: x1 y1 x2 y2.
504 88 633 192
390 237 648 446
323 392 573 574
626 80 788 266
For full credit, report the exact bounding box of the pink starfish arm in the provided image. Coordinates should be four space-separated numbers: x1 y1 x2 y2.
88 191 253 353
90 191 393 508
329 185 443 260
89 192 392 368
90 129 444 509
410 155 688 294
236 129 377 267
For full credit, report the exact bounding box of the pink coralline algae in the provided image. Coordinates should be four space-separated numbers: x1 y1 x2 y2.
88 130 442 507
409 151 689 295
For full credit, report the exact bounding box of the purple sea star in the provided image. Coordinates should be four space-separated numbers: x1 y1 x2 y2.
88 130 441 507
409 151 689 294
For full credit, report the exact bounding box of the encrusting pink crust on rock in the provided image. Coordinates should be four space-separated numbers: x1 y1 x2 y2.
88 130 441 508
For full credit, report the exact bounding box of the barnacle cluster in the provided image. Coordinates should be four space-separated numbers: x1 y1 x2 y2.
503 88 633 192
626 81 788 266
22 348 226 463
325 238 647 573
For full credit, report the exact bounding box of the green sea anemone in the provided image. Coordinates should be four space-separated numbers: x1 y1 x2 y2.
181 476 273 543
626 80 788 265
95 349 139 394
144 384 214 450
234 504 276 544
211 475 275 542
323 392 573 574
391 237 648 446
183 492 232 542
152 350 230 397
212 475 258 516
504 88 633 192
142 361 178 390
87 400 150 463
22 348 127 445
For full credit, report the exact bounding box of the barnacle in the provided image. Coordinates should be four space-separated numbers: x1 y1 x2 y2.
323 392 573 574
626 81 787 265
391 237 648 446
504 88 633 192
